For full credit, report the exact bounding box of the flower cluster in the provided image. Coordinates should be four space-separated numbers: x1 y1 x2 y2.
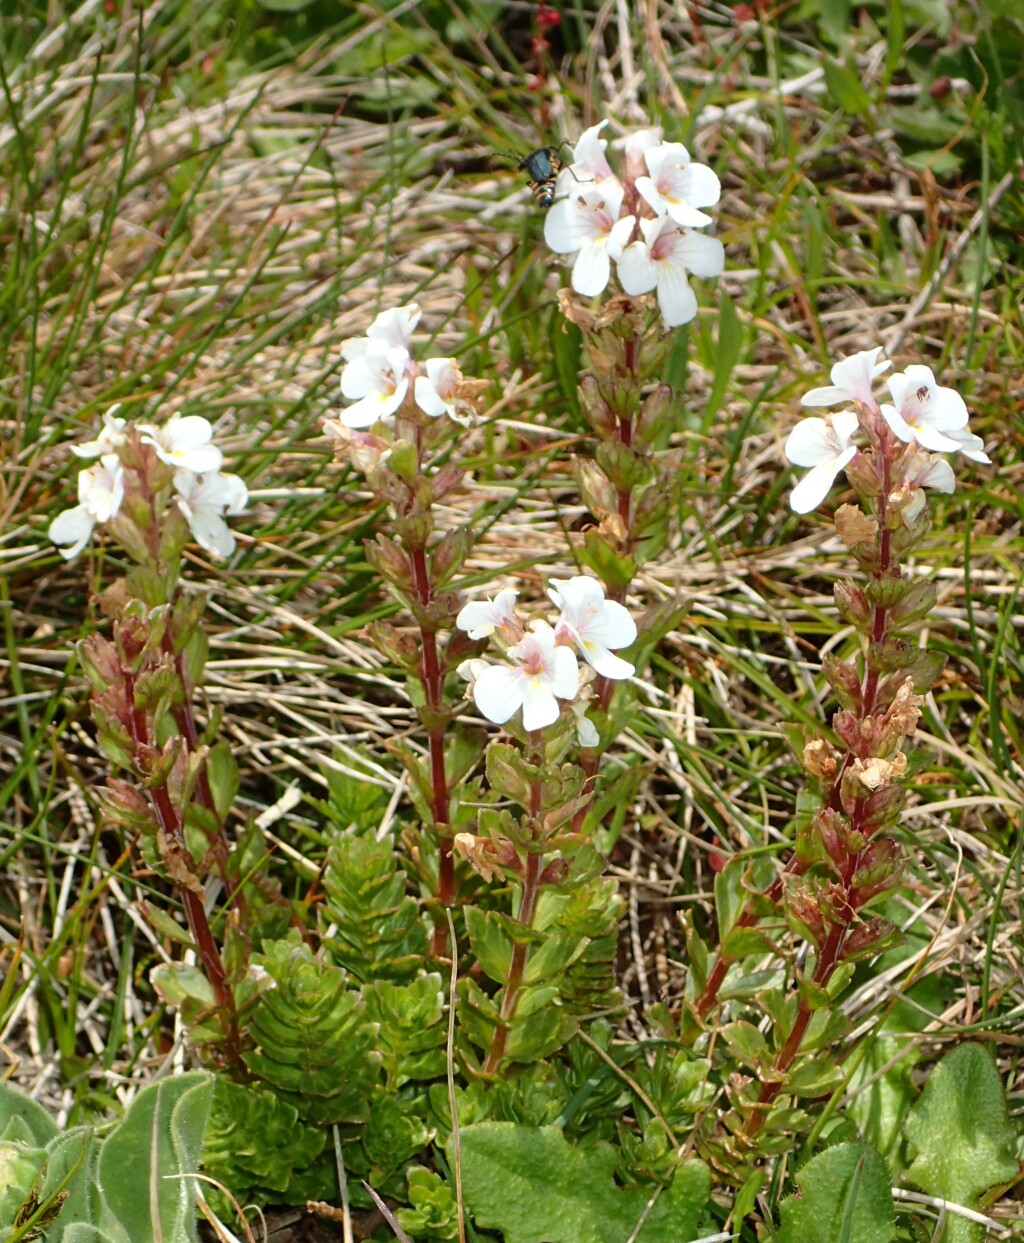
325 303 485 434
456 576 637 739
49 408 247 560
784 347 990 514
543 121 724 327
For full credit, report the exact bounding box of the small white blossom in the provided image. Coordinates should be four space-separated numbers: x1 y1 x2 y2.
414 358 473 425
140 414 223 475
563 120 615 185
571 702 600 749
636 142 721 229
174 469 247 558
902 448 956 494
801 347 890 410
339 341 411 429
881 365 970 453
48 454 124 560
544 182 634 297
784 412 860 513
548 575 636 679
456 588 519 641
465 620 579 732
363 303 421 352
71 407 128 458
615 217 725 327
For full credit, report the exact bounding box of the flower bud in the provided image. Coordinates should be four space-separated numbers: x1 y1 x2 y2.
635 383 674 443
822 654 862 711
841 916 899 962
844 449 881 498
833 580 871 628
364 533 413 589
574 458 617 517
579 375 618 439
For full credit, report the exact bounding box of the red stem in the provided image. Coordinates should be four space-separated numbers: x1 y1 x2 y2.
123 662 240 1062
482 768 545 1074
409 545 455 956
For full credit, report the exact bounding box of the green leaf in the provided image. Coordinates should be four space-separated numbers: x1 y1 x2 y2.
205 741 238 821
714 856 748 943
904 1044 1018 1243
823 60 872 116
95 1072 212 1243
449 1123 710 1242
244 937 382 1124
0 1082 60 1146
522 932 589 985
464 906 514 984
504 1007 577 1062
721 1020 770 1069
777 1142 895 1243
846 1036 918 1158
703 293 743 422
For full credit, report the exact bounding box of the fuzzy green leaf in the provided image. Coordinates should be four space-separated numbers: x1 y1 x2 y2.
95 1072 212 1243
777 1142 894 1243
904 1044 1018 1243
450 1123 710 1243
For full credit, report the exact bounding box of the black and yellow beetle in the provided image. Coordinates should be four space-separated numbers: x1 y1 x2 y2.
518 145 565 210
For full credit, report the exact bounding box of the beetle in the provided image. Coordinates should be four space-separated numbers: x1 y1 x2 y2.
519 145 565 209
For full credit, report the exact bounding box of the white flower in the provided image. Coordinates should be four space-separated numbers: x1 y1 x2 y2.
71 407 127 458
901 448 956 494
571 702 600 749
465 620 579 732
636 142 721 229
48 454 124 559
548 575 636 679
544 182 634 297
363 303 421 352
140 414 223 475
456 588 519 640
339 341 411 428
615 217 724 327
784 412 860 513
941 424 990 464
801 347 890 410
414 358 473 426
881 365 970 452
173 469 247 558
563 120 615 185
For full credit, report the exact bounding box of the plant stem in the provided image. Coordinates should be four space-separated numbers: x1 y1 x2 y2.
409 544 455 956
122 659 240 1063
482 766 545 1074
742 428 900 1138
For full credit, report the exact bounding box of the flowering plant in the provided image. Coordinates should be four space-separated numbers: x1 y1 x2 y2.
784 346 988 514
49 407 247 562
544 121 724 327
456 576 636 739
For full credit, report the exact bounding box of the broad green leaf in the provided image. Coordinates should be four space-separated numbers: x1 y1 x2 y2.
95 1072 212 1243
846 1036 918 1157
777 1142 894 1243
904 1044 1017 1243
0 1082 59 1146
449 1123 710 1243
